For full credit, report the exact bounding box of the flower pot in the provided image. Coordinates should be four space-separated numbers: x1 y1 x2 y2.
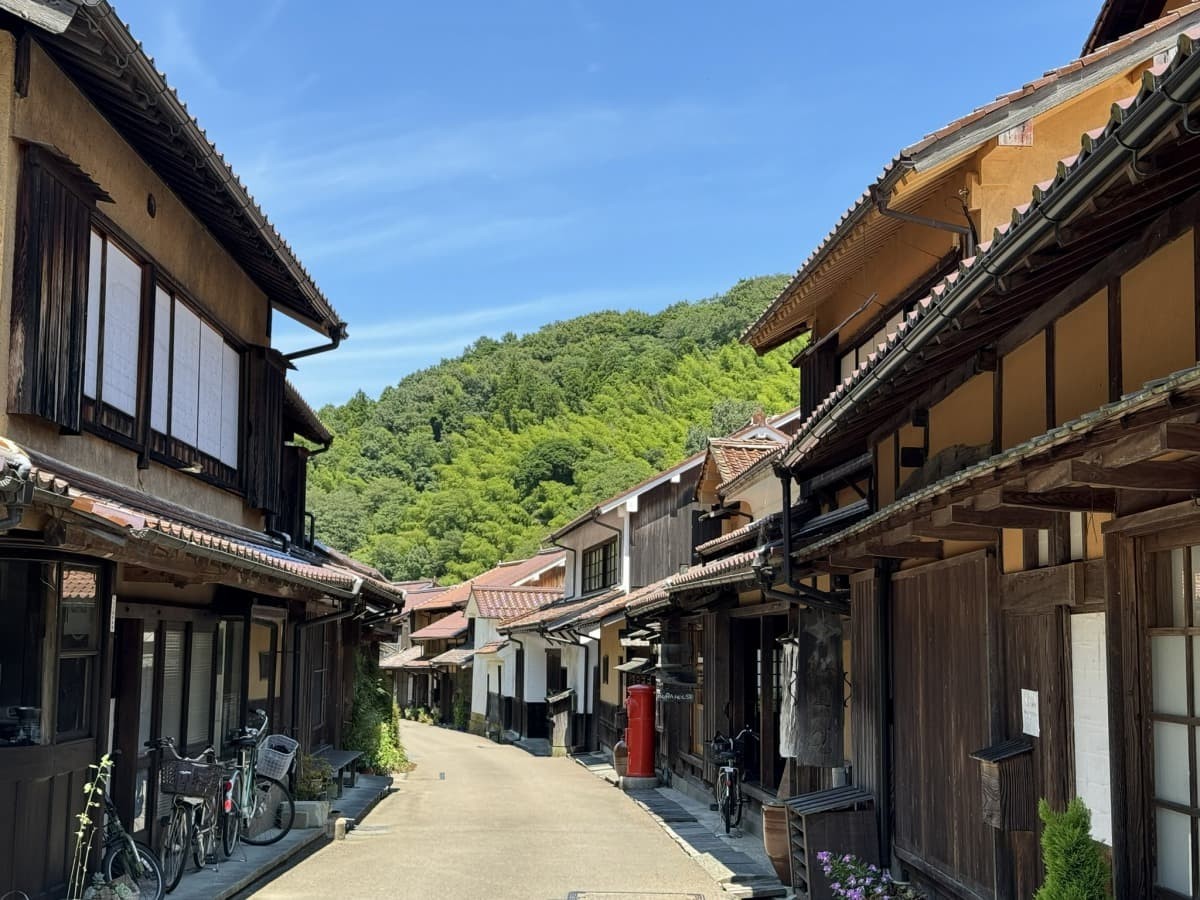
761 803 792 885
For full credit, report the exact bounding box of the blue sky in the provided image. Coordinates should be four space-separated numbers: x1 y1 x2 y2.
114 0 1099 406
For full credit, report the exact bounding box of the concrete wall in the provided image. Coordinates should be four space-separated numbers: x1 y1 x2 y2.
0 39 279 529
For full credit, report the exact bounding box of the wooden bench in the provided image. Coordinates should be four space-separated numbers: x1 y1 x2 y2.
315 748 364 798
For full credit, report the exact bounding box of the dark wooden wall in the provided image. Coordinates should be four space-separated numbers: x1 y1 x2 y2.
630 470 717 588
0 740 96 899
891 553 995 898
849 570 881 797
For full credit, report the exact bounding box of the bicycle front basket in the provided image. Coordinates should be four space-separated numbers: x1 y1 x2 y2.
159 758 223 798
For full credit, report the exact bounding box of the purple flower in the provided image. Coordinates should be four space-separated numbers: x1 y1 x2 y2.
817 851 831 863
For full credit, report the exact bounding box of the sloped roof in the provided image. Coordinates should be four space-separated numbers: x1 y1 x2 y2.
695 516 779 558
404 586 459 613
500 590 619 632
669 549 761 592
480 548 565 586
431 647 475 666
742 2 1200 352
379 645 425 669
284 381 332 446
472 586 562 620
410 610 468 640
1084 0 1169 53
778 25 1200 473
36 3 343 334
474 639 509 655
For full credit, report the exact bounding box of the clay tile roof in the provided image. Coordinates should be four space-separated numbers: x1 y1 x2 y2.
709 439 785 485
22 454 392 599
695 515 779 557
768 25 1200 473
380 646 426 669
472 586 562 620
477 548 565 586
474 639 509 655
431 647 475 666
410 610 468 640
668 549 761 592
62 567 98 600
500 590 618 631
741 2 1200 353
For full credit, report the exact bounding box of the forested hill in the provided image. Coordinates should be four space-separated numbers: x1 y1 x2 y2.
309 275 801 583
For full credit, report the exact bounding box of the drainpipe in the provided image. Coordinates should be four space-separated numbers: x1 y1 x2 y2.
875 557 897 870
549 537 578 597
870 185 975 256
265 513 291 552
284 323 346 362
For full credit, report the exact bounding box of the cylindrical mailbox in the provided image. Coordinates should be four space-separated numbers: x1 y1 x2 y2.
625 684 655 778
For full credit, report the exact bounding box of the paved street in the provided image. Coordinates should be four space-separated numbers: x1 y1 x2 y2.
249 721 722 899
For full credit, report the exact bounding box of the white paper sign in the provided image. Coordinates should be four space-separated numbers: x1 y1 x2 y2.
1022 688 1040 737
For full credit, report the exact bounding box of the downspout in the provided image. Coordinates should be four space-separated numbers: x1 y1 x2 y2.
876 558 898 870
284 323 346 362
549 537 577 596
870 185 975 256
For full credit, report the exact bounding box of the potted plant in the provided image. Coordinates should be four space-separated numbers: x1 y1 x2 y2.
292 753 335 828
1035 798 1111 899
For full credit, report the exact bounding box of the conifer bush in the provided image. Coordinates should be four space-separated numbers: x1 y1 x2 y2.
1035 797 1111 900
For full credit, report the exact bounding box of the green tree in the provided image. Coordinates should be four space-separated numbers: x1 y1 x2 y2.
1035 798 1111 900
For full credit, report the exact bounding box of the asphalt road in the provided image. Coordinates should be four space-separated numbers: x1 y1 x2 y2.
249 721 720 900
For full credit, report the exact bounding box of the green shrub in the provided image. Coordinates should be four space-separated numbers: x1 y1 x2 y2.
294 753 334 801
452 694 469 731
1035 797 1111 900
344 651 412 773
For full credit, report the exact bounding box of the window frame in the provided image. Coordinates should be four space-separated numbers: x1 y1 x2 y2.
0 554 110 750
80 213 247 492
582 537 620 594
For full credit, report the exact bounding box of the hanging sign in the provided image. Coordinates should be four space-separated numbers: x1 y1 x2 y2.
657 680 695 703
1021 689 1040 737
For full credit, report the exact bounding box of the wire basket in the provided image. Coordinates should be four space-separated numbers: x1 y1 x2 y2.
159 758 224 798
256 734 299 781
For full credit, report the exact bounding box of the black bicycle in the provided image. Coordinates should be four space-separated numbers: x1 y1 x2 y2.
146 737 224 893
98 780 165 900
709 725 757 834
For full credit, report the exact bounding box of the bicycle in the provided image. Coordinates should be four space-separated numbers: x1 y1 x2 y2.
219 708 296 856
98 777 165 900
709 725 757 834
146 737 224 893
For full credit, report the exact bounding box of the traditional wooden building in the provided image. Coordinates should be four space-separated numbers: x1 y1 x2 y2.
736 4 1200 896
0 3 405 896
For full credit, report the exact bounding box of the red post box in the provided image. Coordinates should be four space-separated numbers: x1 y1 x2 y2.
624 683 655 778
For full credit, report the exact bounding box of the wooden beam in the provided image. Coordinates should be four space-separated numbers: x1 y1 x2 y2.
1000 561 1088 613
909 520 1000 542
998 487 1117 513
1099 421 1200 467
934 503 1056 530
860 540 944 560
1028 458 1200 493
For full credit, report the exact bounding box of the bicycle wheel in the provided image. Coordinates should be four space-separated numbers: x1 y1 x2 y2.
719 774 733 834
104 838 165 900
241 774 295 846
222 799 242 858
730 775 743 829
160 807 189 893
190 798 217 870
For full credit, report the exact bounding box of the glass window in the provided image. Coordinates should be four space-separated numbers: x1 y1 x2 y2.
84 231 143 418
1151 546 1200 896
0 561 54 746
582 538 619 594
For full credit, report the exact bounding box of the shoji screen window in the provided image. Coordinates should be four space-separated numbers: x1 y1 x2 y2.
1150 545 1200 897
150 286 241 481
84 229 143 437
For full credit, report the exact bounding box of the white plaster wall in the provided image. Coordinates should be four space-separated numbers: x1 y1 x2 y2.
563 642 597 713
521 634 549 701
728 469 782 518
1071 611 1112 845
470 618 499 717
